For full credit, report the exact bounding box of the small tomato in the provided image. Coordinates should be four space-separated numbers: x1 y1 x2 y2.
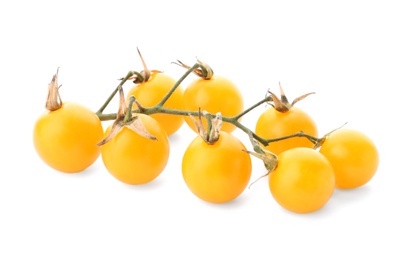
183 75 244 133
100 114 170 185
34 102 104 173
269 147 335 214
182 131 252 203
319 128 379 189
33 70 104 173
127 72 185 136
255 86 318 155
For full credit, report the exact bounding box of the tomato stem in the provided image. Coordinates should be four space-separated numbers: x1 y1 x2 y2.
264 132 321 145
95 63 322 150
96 71 137 117
205 112 213 142
124 96 136 123
157 63 200 107
233 96 272 120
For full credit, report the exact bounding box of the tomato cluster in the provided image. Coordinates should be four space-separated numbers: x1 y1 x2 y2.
33 53 379 214
252 86 379 213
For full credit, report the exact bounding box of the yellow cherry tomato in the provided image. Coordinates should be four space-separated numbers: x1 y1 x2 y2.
319 128 379 189
269 147 335 214
183 75 244 133
255 106 318 155
126 72 184 136
101 114 170 185
33 102 104 173
182 131 252 203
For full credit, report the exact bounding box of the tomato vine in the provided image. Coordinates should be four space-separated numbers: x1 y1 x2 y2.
34 49 379 212
95 60 322 153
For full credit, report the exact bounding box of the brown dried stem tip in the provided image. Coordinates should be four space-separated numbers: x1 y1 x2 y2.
190 109 222 144
313 122 348 149
172 58 214 80
269 82 315 113
244 141 278 189
118 47 159 84
45 68 63 111
96 86 157 146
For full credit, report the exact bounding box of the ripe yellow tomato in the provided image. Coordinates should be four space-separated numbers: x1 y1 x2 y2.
269 147 335 214
182 131 252 203
183 75 244 133
126 72 185 136
319 128 379 189
255 106 318 155
101 114 170 185
33 102 104 173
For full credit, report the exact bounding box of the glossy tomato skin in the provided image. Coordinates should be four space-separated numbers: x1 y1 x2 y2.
319 128 379 189
126 72 184 136
182 132 252 203
101 114 170 185
183 76 244 133
269 147 335 214
33 102 104 173
255 106 318 155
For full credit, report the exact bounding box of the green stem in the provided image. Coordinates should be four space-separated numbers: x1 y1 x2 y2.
205 112 213 141
233 96 272 120
95 66 321 149
157 63 201 107
97 102 320 147
123 96 135 123
264 131 321 145
96 70 144 116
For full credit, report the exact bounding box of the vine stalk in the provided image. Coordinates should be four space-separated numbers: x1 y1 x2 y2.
95 62 323 150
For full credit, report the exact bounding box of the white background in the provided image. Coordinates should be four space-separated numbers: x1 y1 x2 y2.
1 0 406 259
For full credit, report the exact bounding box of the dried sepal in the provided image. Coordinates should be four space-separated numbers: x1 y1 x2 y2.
291 91 315 107
137 47 150 81
244 144 278 189
244 144 278 173
96 115 157 146
313 122 348 149
247 172 270 189
172 58 214 80
117 48 160 84
121 70 162 84
196 58 214 79
269 91 290 112
126 116 157 140
190 110 222 144
268 82 315 113
97 80 157 146
96 119 124 146
190 108 207 139
45 68 63 111
209 112 222 142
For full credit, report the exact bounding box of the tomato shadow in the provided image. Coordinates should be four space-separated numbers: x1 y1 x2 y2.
329 185 373 207
291 185 374 218
119 177 166 191
167 125 195 145
168 131 183 143
315 186 372 216
55 161 102 179
199 192 251 210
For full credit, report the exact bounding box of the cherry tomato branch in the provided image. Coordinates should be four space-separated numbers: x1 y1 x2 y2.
95 60 323 150
97 95 320 149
